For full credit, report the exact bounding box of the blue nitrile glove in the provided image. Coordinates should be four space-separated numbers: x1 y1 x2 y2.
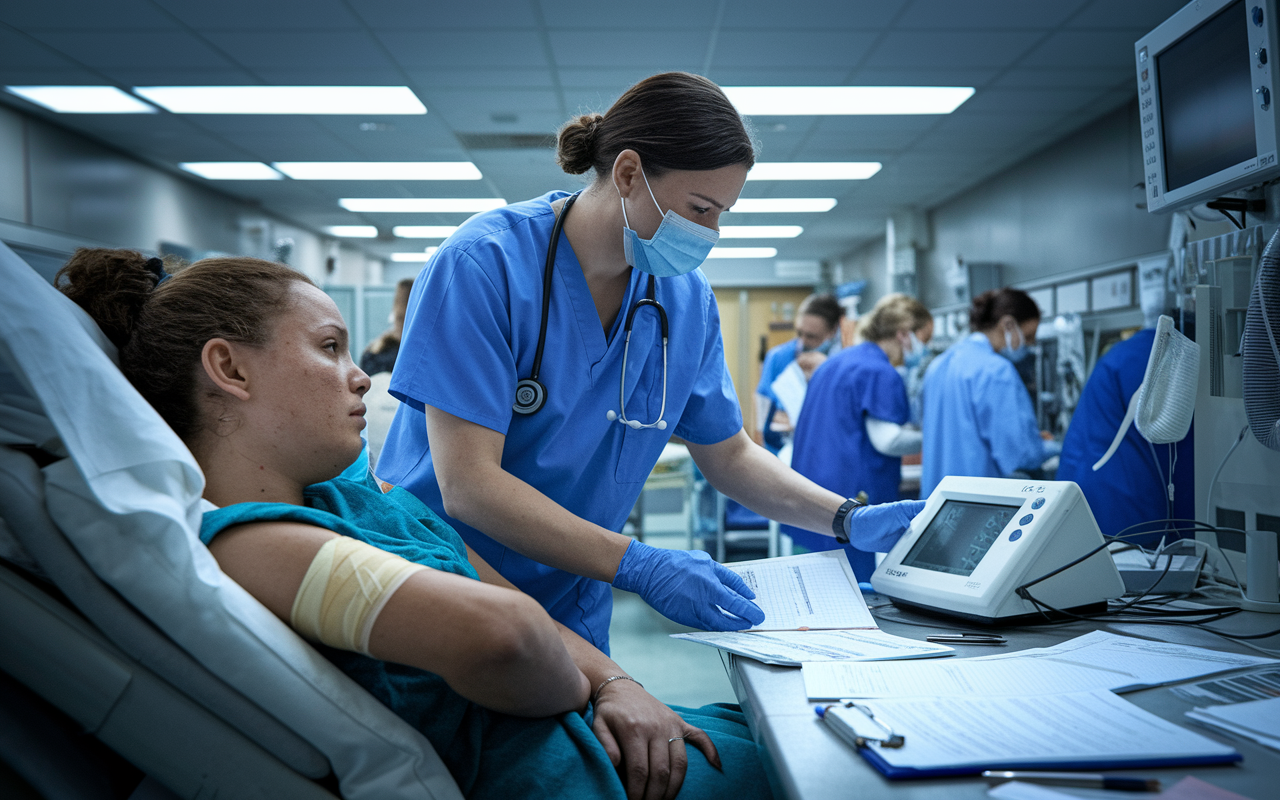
845 499 927 553
612 539 766 631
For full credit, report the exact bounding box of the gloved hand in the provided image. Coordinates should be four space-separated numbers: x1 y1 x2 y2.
613 540 766 631
845 499 927 553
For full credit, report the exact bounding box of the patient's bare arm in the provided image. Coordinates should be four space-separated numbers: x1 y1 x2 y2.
207 521 590 717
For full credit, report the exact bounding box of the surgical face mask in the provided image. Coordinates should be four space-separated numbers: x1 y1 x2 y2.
903 330 926 369
1001 325 1029 363
618 169 719 278
802 336 836 355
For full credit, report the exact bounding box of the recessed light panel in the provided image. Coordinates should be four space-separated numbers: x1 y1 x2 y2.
706 247 778 259
724 86 974 115
134 86 426 115
5 86 154 113
728 199 837 213
747 163 881 181
275 162 480 180
340 198 506 213
180 162 282 180
324 225 378 238
718 226 804 239
392 226 460 238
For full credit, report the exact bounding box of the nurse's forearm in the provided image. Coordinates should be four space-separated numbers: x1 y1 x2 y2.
688 429 844 537
425 406 633 582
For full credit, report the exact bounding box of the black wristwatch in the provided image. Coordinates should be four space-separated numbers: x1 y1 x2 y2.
832 498 866 544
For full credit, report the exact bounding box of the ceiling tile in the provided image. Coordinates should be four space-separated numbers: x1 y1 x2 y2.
994 67 1131 89
99 67 260 86
896 0 1090 29
909 112 1059 153
0 29 84 69
848 67 999 87
957 87 1102 114
549 30 711 68
251 67 410 85
719 0 907 29
375 30 549 68
201 31 399 70
408 68 556 90
353 0 540 28
541 1 720 28
705 67 852 86
864 30 1043 68
28 30 239 70
0 0 179 29
712 30 879 68
1019 30 1147 70
1067 0 1191 30
154 0 363 30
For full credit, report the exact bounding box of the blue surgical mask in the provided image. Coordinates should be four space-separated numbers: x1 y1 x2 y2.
903 330 926 369
1001 326 1029 363
618 169 719 278
802 336 836 355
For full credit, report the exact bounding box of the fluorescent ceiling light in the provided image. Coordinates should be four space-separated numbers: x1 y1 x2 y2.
5 85 154 113
393 225 459 238
724 86 974 115
747 162 881 181
275 162 481 180
180 162 282 180
390 248 439 262
134 86 426 115
729 199 837 214
340 198 506 213
706 247 778 259
325 225 378 238
719 226 803 239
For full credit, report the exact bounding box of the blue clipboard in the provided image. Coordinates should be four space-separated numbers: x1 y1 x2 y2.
855 746 1243 781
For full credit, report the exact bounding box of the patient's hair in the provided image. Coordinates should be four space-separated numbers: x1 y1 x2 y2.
57 248 314 440
859 294 932 342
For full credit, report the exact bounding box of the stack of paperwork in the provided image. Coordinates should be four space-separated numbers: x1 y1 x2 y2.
671 551 954 665
1187 696 1280 752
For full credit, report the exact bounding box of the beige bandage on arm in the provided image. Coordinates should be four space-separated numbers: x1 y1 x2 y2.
290 536 426 655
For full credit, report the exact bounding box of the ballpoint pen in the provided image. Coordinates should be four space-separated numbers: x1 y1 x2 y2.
983 771 1161 792
925 632 1006 645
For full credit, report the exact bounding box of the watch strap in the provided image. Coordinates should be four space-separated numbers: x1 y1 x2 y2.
832 498 865 544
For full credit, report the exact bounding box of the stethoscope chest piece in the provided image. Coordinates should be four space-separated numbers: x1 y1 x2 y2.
513 378 547 415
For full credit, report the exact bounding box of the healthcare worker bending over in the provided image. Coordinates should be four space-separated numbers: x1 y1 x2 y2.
921 287 1055 498
753 293 843 453
785 294 933 580
378 72 923 652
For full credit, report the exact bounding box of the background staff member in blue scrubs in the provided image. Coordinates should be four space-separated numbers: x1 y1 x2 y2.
1056 323 1194 545
785 294 933 580
921 287 1056 498
753 293 843 453
377 72 923 653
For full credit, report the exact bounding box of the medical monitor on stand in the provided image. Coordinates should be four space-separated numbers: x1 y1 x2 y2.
1137 0 1280 214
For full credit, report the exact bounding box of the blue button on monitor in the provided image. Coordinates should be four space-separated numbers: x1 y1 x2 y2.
1019 514 1034 526
1031 498 1045 509
1009 530 1023 542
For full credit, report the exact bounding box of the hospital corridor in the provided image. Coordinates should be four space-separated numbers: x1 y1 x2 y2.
3 2 1280 799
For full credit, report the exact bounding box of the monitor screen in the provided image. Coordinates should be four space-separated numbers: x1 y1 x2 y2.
900 500 1021 577
1158 0 1256 192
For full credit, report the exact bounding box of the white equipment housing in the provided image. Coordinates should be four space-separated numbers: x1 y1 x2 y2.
871 477 1124 625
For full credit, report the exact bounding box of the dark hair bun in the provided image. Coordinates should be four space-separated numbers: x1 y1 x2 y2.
556 113 603 175
56 248 158 349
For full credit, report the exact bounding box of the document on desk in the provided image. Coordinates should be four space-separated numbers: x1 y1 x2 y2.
824 689 1239 778
672 552 953 665
803 655 1130 699
968 630 1277 691
1186 695 1280 752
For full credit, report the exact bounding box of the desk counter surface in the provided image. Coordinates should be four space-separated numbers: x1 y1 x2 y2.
727 599 1280 800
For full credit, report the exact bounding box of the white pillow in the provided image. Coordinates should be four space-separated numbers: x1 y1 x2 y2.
0 242 461 800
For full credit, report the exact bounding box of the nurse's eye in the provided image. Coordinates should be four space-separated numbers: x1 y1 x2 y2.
322 340 339 353
691 205 711 215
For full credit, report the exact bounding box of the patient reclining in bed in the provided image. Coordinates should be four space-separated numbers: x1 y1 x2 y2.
55 248 770 800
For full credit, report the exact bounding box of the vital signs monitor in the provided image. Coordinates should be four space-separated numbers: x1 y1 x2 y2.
871 477 1124 624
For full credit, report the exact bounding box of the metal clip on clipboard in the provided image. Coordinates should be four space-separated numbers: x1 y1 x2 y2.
817 701 905 748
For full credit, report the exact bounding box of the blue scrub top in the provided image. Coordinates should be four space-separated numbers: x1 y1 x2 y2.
784 342 910 580
755 339 798 453
377 191 743 653
1056 329 1194 544
921 333 1047 497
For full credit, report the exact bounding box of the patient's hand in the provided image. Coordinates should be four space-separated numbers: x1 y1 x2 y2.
590 679 721 800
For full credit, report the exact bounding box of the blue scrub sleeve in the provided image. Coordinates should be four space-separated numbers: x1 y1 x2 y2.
673 287 743 445
391 247 517 434
977 366 1046 476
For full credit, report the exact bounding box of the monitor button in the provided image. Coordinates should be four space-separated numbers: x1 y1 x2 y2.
1031 498 1045 509
1019 514 1034 526
1009 530 1023 542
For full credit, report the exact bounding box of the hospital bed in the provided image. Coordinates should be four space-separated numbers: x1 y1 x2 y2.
0 242 463 799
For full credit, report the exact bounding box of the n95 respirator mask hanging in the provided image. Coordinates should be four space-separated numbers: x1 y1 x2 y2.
1093 315 1199 471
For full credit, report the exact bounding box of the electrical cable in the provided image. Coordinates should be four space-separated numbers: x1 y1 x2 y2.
1205 425 1249 527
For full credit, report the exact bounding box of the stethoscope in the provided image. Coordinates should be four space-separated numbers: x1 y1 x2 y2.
513 192 670 431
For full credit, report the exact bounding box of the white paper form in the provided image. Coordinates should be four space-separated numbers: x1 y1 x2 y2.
1187 696 1280 751
729 550 875 631
670 629 953 666
839 690 1236 771
770 360 808 420
969 631 1277 691
803 655 1130 699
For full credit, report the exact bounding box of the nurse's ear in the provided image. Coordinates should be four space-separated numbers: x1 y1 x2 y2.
611 149 643 199
201 337 252 402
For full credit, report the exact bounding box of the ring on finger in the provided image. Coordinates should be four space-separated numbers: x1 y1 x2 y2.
668 736 685 744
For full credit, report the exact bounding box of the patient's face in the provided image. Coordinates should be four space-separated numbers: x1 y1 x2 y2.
241 283 370 482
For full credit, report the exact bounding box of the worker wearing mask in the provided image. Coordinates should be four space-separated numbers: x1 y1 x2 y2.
753 293 843 453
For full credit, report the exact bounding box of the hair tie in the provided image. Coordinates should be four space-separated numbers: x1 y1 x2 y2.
145 257 170 286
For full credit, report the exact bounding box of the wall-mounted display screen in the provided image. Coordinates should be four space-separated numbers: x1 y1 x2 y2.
900 500 1021 577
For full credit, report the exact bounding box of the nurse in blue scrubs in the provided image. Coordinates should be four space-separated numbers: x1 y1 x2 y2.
785 294 934 580
921 287 1055 498
753 293 843 453
377 72 924 652
1056 323 1194 544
